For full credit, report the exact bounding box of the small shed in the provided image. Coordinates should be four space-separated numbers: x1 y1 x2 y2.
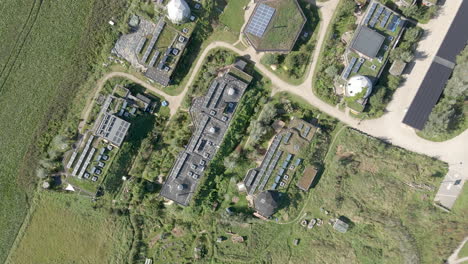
296 166 318 191
333 218 349 233
389 60 407 76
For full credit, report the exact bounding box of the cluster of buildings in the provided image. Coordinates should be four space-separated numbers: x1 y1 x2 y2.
240 118 319 219
339 1 407 112
113 0 196 86
65 86 158 184
160 61 253 206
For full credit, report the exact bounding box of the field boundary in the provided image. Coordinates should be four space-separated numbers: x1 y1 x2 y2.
4 187 40 264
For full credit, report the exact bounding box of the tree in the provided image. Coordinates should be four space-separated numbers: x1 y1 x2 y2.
258 103 277 125
390 47 414 63
403 27 422 43
324 65 339 77
223 152 240 170
262 53 280 65
247 120 268 146
369 87 386 112
423 99 459 136
402 5 419 18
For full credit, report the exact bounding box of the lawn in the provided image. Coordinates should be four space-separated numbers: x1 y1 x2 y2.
220 0 250 33
246 0 306 51
8 191 132 264
260 0 320 85
0 0 125 262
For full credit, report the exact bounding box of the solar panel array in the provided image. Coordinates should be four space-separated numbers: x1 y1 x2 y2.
380 10 391 28
172 152 189 179
387 15 399 31
363 2 378 26
245 169 258 186
136 38 147 54
353 58 365 73
245 4 276 38
66 151 78 169
142 21 165 63
258 150 283 191
72 136 94 176
283 132 292 144
248 134 283 195
302 126 311 138
210 82 227 109
369 5 384 27
187 115 209 152
205 80 219 108
342 57 357 80
78 148 96 179
148 51 160 67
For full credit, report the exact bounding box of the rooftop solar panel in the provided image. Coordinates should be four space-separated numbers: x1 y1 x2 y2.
387 15 399 31
380 10 390 28
342 57 357 80
352 58 365 73
245 4 276 37
403 63 452 130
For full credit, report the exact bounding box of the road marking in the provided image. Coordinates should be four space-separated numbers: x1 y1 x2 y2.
436 194 457 198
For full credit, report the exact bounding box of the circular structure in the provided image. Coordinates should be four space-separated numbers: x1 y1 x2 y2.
254 190 280 218
177 184 185 191
166 0 191 24
345 75 373 98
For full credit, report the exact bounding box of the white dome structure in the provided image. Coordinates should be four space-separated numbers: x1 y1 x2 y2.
166 0 191 24
345 75 373 98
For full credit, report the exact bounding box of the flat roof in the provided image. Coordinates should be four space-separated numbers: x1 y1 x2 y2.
351 26 385 58
96 114 131 146
160 69 252 205
435 0 468 63
403 1 468 130
402 62 452 130
296 166 318 191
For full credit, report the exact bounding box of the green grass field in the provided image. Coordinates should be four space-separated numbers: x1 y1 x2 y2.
0 0 125 262
220 0 250 33
9 191 132 264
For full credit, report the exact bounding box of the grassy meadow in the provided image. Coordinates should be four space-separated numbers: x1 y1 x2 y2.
219 0 250 33
0 0 125 261
137 126 466 263
8 191 132 264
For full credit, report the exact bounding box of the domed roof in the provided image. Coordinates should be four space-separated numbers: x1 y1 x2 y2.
167 0 191 24
345 75 373 98
254 190 280 218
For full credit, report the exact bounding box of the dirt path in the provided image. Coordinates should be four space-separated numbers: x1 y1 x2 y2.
82 0 466 207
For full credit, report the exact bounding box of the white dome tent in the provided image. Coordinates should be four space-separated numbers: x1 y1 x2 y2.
166 0 191 24
345 75 373 99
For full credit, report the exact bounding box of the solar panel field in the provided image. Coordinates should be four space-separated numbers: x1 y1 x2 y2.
0 0 125 262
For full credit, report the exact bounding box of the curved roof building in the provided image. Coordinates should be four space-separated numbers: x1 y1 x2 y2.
166 0 190 24
345 75 373 98
254 190 280 218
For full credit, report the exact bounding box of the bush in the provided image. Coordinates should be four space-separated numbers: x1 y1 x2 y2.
262 53 280 65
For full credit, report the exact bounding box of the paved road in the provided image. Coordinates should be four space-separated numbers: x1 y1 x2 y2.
85 0 466 208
